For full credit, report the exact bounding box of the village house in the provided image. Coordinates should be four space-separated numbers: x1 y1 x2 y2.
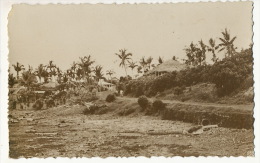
145 59 188 77
98 79 116 91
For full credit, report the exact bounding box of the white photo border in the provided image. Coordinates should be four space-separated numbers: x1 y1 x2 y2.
0 0 259 163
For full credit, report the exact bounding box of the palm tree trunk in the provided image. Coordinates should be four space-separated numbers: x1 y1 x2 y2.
16 71 19 79
124 65 127 76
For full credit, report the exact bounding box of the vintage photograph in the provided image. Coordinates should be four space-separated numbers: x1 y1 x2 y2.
7 2 254 158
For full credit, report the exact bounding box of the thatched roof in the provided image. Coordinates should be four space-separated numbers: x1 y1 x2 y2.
147 60 187 74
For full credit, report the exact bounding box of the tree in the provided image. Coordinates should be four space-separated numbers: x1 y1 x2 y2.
139 57 147 73
106 70 115 83
208 38 219 63
78 55 95 83
34 64 45 83
12 62 25 79
19 71 37 90
146 56 153 70
128 61 138 78
8 73 16 88
115 49 132 76
137 66 142 74
197 40 207 65
158 56 164 65
93 65 104 81
28 65 33 74
218 28 237 57
184 42 198 66
184 41 206 66
47 60 57 80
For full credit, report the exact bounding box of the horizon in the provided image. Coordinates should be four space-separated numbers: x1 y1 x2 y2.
8 2 253 78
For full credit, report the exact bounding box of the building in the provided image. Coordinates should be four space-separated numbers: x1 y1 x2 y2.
145 60 187 77
98 79 116 91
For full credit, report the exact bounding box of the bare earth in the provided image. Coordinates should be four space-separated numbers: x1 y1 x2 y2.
9 104 254 158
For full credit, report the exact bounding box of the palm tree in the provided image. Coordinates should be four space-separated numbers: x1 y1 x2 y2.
158 56 164 65
218 28 237 57
115 49 132 76
19 71 37 90
128 61 138 78
28 65 33 74
41 69 49 83
34 64 45 83
8 73 16 88
56 67 63 84
106 70 114 83
198 40 207 65
93 65 104 82
47 60 57 80
139 57 147 73
146 56 153 70
208 38 219 63
78 55 95 82
184 42 199 66
137 66 142 74
12 62 25 79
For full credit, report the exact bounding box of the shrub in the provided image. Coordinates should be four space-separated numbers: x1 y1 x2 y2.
124 108 136 115
152 100 166 112
95 107 108 115
174 86 184 95
46 99 55 108
138 96 149 110
33 99 44 110
43 90 52 97
106 94 116 102
83 105 98 115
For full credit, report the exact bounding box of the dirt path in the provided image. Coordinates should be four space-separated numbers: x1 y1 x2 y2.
118 96 253 111
9 105 254 158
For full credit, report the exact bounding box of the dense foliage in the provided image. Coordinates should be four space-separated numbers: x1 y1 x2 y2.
33 99 44 110
152 100 166 112
106 94 116 102
123 47 253 97
137 96 149 110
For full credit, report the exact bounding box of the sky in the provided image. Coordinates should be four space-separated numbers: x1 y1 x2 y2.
8 2 253 78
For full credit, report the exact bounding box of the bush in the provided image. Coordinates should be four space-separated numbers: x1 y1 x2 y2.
152 100 166 112
33 99 44 110
46 99 55 108
83 105 98 115
124 108 136 115
43 90 52 97
174 86 184 95
95 107 108 115
138 96 149 110
106 94 116 102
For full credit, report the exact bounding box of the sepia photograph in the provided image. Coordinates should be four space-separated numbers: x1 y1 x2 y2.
5 1 255 158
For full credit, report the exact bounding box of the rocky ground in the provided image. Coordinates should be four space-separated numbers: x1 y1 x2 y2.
9 103 254 158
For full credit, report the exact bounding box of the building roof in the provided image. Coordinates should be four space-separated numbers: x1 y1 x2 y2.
146 60 187 74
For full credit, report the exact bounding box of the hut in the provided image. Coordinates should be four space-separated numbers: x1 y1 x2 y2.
145 60 187 77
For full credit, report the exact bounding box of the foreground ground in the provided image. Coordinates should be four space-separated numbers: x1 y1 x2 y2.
9 100 254 158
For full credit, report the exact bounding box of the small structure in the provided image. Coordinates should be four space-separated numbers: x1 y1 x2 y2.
145 60 187 77
98 79 116 91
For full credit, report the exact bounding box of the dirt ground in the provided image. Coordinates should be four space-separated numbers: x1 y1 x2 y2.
9 103 254 158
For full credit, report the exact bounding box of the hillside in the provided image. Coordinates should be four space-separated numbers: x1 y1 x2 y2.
123 47 254 105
